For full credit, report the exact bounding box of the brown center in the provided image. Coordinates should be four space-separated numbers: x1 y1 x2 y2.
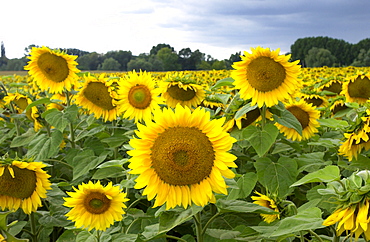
128 85 152 109
37 52 69 83
83 82 115 110
167 85 196 101
0 165 36 199
83 191 111 214
287 106 310 129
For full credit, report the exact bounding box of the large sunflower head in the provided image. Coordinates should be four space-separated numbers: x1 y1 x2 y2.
231 46 301 108
341 72 370 104
0 159 51 214
63 180 128 231
251 191 280 223
127 104 237 209
117 70 163 123
24 46 80 94
274 100 320 141
160 74 205 108
74 74 121 122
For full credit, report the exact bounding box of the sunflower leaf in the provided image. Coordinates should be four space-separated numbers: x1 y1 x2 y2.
25 97 51 111
216 199 279 214
234 103 258 120
273 109 303 136
242 123 279 157
210 77 235 91
227 172 258 200
290 165 340 187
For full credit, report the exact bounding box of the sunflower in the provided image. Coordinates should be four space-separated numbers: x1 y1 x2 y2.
117 70 163 123
231 46 301 108
161 74 205 108
330 99 349 117
63 180 128 231
24 46 80 94
0 159 51 214
3 93 42 131
341 72 370 104
128 105 237 209
275 100 320 141
74 74 121 122
251 191 280 223
301 93 328 108
319 79 342 96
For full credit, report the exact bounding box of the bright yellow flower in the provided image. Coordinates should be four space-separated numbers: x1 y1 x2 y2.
251 191 280 223
128 105 237 209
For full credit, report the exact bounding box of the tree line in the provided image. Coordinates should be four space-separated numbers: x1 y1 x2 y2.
1 37 370 71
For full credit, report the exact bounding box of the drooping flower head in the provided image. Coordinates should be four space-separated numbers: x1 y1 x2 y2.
117 70 163 123
0 158 51 214
63 181 128 231
301 93 328 108
160 73 205 108
251 191 280 223
74 74 121 122
231 46 301 108
322 170 370 240
274 100 320 141
128 104 237 209
24 46 80 94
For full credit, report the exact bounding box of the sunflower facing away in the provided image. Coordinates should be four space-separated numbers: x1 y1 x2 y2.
161 74 205 108
128 105 237 209
231 46 301 108
0 159 51 214
74 74 121 122
275 100 320 141
117 70 163 123
63 181 128 231
251 191 280 223
24 46 80 94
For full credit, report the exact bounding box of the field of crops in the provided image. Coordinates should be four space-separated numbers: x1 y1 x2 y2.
1 46 370 242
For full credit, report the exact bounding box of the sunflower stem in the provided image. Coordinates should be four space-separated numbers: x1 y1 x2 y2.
193 212 204 242
95 230 102 242
65 90 76 149
165 234 188 242
29 212 38 242
201 211 220 235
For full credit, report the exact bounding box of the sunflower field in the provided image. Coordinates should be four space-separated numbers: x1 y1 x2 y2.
1 46 370 242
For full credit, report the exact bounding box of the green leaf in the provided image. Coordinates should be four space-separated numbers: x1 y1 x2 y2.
227 172 258 200
210 77 235 91
255 157 298 197
273 108 303 135
76 231 95 242
291 165 340 187
38 214 71 227
111 234 138 242
0 211 13 230
234 103 258 120
92 166 125 179
75 125 106 142
101 135 129 148
10 128 37 148
25 97 51 111
2 230 29 242
270 208 325 237
158 206 203 234
214 93 232 105
56 230 80 242
318 118 348 129
242 123 279 157
43 109 69 132
216 199 279 214
26 130 63 161
72 149 107 180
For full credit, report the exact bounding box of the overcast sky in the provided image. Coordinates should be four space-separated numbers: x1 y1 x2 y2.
1 0 370 60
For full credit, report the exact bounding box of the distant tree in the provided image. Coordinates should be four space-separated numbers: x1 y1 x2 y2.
150 44 174 56
62 48 90 57
3 58 28 71
104 50 132 71
77 52 102 70
305 47 337 67
351 49 370 67
0 42 8 67
24 44 40 56
127 58 153 71
178 48 194 70
99 57 121 71
197 60 212 70
211 60 226 70
148 56 164 71
156 47 180 71
225 51 242 69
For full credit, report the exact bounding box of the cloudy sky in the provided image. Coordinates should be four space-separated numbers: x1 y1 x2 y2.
1 0 369 60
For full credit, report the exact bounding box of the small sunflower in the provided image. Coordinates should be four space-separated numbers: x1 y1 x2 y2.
330 99 349 117
0 159 51 214
161 74 205 108
128 105 237 209
117 70 163 123
301 93 328 108
63 181 128 231
74 74 121 122
341 72 370 104
319 79 342 96
24 46 80 94
275 100 320 141
251 191 280 223
231 46 301 108
3 93 42 131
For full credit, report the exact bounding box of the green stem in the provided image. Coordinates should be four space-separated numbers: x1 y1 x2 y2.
308 229 324 242
96 230 102 242
224 92 239 114
29 213 38 242
64 91 76 149
193 213 203 242
165 234 188 242
201 212 220 235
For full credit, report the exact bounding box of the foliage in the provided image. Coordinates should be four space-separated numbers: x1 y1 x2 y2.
305 47 337 67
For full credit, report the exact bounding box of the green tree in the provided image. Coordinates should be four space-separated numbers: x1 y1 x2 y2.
77 52 102 70
104 50 132 71
305 47 337 67
127 58 153 71
150 43 174 56
156 47 180 71
211 60 226 70
99 57 121 71
0 42 8 67
197 60 212 70
351 49 370 67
